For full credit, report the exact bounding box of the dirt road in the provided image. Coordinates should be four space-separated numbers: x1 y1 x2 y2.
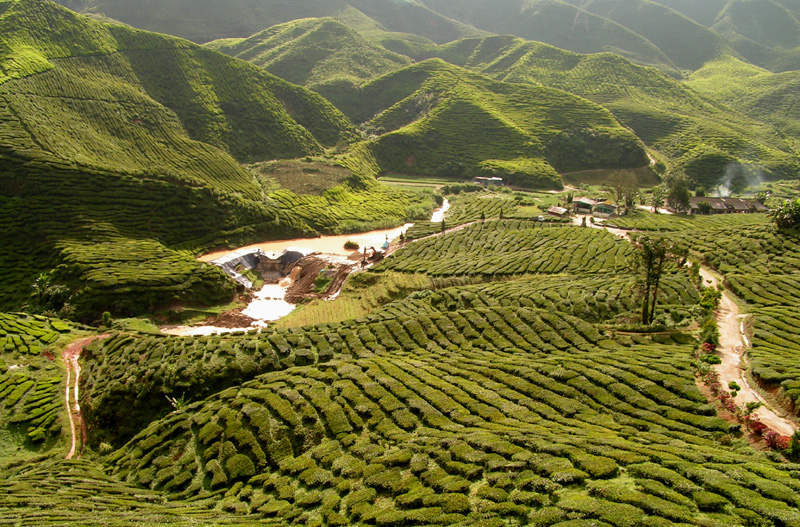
699 268 797 436
63 335 108 460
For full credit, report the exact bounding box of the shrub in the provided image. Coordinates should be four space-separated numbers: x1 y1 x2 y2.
344 241 360 250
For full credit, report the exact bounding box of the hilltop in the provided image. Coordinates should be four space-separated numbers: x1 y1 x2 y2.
206 18 411 100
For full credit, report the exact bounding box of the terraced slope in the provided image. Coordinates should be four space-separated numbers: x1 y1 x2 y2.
206 18 411 101
0 459 254 526
410 36 799 187
84 288 800 525
688 55 800 137
610 212 800 418
334 59 649 188
0 313 75 455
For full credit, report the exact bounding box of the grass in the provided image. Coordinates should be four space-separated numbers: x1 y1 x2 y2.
247 159 353 196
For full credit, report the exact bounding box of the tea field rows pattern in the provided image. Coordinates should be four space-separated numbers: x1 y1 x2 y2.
104 339 800 526
620 214 800 418
0 314 73 445
81 305 620 445
380 221 631 277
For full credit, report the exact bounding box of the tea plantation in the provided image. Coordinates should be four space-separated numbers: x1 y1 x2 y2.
0 313 74 453
96 320 800 526
379 221 631 277
0 0 438 321
609 211 800 419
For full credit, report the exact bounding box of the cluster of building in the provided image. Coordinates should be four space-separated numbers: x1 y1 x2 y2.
685 197 769 215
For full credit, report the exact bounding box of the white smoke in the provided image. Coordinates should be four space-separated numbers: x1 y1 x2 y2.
712 164 765 197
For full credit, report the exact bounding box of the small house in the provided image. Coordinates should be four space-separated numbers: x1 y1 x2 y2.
547 205 569 218
744 200 769 212
594 201 618 218
572 197 597 214
689 197 728 215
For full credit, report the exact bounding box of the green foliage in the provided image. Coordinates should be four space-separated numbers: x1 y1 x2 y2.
97 319 784 525
0 313 75 454
0 0 375 318
411 36 798 187
772 199 800 230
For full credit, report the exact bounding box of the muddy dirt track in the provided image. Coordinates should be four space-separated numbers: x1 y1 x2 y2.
700 268 797 436
63 335 108 460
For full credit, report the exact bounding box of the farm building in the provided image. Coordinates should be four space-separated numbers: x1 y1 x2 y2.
688 197 769 215
594 201 618 218
547 205 569 218
474 176 504 186
572 197 598 214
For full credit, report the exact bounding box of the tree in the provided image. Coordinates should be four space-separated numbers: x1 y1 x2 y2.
771 198 800 229
697 201 712 215
695 186 706 197
650 186 665 213
667 176 690 213
629 235 674 325
609 172 638 210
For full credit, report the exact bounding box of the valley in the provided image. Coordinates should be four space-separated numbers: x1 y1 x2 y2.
2 0 800 525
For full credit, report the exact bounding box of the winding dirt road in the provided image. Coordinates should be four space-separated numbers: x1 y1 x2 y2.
63 335 108 460
699 268 797 436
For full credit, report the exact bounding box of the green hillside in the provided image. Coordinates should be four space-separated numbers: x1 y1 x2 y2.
419 0 681 75
53 216 800 526
333 59 649 188
559 0 734 71
710 0 800 72
688 55 800 138
0 0 433 321
53 0 484 45
658 0 800 72
207 18 411 99
407 36 799 188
